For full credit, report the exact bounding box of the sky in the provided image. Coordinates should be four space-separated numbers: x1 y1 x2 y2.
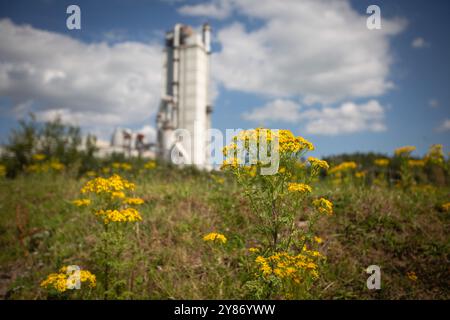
0 0 448 158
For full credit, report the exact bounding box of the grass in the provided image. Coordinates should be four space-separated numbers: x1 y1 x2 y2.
0 167 448 299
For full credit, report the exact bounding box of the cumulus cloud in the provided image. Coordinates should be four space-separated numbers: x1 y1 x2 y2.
302 100 386 135
242 99 302 123
180 0 406 105
436 119 450 132
243 99 386 136
178 0 232 20
0 19 162 139
411 37 429 48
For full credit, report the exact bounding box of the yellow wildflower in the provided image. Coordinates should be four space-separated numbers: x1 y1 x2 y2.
0 164 6 177
313 198 333 215
406 271 418 281
314 236 323 244
222 142 238 157
408 159 425 167
41 267 96 293
72 199 91 207
50 160 64 171
121 163 132 171
374 158 389 167
123 197 145 205
442 202 450 212
32 153 46 161
395 146 416 157
112 162 121 169
95 208 142 224
86 171 96 177
308 157 329 171
111 191 126 199
287 183 312 194
144 161 157 170
328 162 357 175
255 251 322 282
202 232 227 244
222 129 314 169
425 144 444 165
220 157 241 170
248 247 260 253
81 174 135 194
355 171 366 178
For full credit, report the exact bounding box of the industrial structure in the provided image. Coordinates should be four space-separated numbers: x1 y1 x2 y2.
156 23 213 170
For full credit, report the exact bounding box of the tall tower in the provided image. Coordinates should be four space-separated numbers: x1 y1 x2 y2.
156 23 212 170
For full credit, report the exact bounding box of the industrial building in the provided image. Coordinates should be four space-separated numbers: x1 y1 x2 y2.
156 23 213 170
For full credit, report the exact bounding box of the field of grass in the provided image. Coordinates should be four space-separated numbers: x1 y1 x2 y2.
0 165 448 300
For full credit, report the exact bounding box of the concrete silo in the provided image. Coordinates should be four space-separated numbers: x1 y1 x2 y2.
156 23 212 170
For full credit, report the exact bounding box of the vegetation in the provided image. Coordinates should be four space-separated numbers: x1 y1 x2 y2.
0 119 448 299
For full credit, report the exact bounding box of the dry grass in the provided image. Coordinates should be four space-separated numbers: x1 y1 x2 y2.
0 167 448 299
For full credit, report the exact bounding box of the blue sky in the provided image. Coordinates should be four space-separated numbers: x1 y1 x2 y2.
0 0 448 158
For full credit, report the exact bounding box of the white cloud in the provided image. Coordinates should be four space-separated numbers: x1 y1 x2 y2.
180 0 406 105
302 100 386 135
242 99 302 123
0 19 162 139
437 119 450 132
411 37 429 48
243 99 386 136
178 0 232 20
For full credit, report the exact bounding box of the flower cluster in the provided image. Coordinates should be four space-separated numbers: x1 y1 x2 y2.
394 146 416 157
374 158 389 167
328 161 357 175
308 157 329 171
313 198 333 215
355 171 366 178
123 197 145 205
32 153 46 161
95 208 142 224
408 159 425 167
26 159 65 173
144 161 157 170
40 266 96 293
287 183 312 194
203 232 227 244
86 170 97 177
406 271 418 281
72 199 91 207
274 130 314 153
248 247 260 253
254 250 322 284
81 174 135 195
425 144 445 165
112 162 132 171
0 164 5 177
211 175 225 184
80 174 143 225
308 157 330 175
220 157 242 170
221 129 314 170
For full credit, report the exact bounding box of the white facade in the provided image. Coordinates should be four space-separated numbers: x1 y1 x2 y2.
156 23 212 170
